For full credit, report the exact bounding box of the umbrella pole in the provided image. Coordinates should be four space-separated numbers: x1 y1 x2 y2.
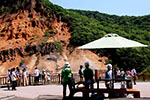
109 49 117 89
109 49 117 65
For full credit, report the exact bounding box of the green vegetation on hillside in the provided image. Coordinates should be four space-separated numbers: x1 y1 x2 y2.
0 0 149 72
68 9 150 72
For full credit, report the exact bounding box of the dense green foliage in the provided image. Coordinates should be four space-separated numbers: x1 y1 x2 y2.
68 9 150 72
0 0 31 14
0 0 149 72
53 41 62 52
69 10 150 44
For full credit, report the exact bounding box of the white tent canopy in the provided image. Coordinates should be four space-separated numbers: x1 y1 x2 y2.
78 34 148 49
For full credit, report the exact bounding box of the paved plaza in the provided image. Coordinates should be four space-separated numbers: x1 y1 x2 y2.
0 82 150 100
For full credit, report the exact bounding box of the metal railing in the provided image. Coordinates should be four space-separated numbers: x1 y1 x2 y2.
1 72 149 86
0 73 80 86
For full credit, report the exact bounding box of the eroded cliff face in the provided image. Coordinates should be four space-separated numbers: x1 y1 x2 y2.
0 0 106 75
0 10 70 50
0 0 71 49
0 0 72 74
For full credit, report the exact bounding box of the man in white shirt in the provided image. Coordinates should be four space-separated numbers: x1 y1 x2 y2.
34 67 40 84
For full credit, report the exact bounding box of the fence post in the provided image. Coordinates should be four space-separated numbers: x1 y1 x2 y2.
29 74 31 85
2 77 4 85
58 74 61 83
95 70 99 80
143 74 145 81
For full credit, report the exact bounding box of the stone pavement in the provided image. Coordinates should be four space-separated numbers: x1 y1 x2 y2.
0 82 150 100
7 97 33 100
0 84 64 99
0 93 15 100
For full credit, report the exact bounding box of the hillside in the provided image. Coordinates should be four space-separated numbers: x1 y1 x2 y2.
0 0 107 74
68 9 150 72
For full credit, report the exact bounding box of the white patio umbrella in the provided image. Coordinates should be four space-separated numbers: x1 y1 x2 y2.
78 33 148 86
78 34 148 49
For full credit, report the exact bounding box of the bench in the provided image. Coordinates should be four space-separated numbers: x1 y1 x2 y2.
126 89 140 98
82 88 140 98
70 79 140 98
70 86 140 98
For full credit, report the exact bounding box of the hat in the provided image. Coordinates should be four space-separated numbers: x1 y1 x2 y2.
35 66 37 69
65 62 69 65
84 62 89 66
65 62 70 67
106 64 112 69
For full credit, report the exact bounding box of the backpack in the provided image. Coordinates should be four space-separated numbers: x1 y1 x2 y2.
38 72 41 78
65 68 70 77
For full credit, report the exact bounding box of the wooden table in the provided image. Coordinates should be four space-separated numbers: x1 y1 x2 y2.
96 78 133 89
70 78 140 98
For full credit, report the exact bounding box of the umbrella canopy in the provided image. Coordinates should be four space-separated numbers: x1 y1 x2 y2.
78 34 148 49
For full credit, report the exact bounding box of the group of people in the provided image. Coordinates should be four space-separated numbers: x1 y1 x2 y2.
6 62 137 97
61 62 94 98
6 67 28 90
34 67 51 85
105 64 137 89
114 67 137 85
61 62 138 98
6 66 51 91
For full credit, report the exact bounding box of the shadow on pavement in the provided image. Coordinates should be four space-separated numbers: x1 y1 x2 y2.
36 95 150 100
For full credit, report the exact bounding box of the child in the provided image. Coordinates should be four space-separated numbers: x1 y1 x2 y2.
46 73 51 84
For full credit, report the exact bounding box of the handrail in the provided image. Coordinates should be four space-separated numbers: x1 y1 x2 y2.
0 73 80 86
0 72 150 86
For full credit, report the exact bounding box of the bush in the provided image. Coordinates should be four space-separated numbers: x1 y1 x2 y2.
53 41 62 52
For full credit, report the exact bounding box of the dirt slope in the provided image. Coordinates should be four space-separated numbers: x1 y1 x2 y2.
0 0 107 75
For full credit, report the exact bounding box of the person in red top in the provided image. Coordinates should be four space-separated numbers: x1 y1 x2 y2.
126 68 131 77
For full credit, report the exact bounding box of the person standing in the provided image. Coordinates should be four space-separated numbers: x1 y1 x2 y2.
61 62 72 98
46 72 51 84
79 65 84 82
10 68 17 90
15 67 22 86
126 68 131 77
41 69 46 84
126 68 132 88
116 67 120 79
6 69 11 90
34 67 40 85
83 62 94 89
131 67 137 85
120 68 125 79
22 68 28 86
105 64 113 89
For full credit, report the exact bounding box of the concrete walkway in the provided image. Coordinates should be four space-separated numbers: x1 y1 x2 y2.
0 82 150 100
